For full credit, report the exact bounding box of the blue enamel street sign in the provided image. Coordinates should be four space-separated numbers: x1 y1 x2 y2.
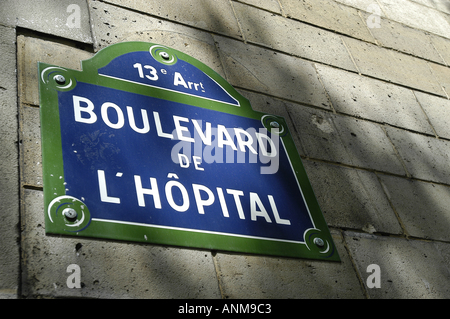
38 42 339 261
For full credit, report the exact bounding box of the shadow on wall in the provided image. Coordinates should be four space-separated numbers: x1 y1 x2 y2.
442 0 450 12
22 0 450 299
194 1 450 298
87 0 359 298
104 0 450 298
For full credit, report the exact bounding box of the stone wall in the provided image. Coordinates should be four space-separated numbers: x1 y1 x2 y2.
1 0 450 299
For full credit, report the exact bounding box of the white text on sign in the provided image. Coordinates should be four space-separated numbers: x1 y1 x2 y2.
133 63 206 93
72 95 280 174
98 170 291 226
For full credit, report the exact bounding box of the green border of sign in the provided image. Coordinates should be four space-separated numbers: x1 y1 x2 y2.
38 41 339 261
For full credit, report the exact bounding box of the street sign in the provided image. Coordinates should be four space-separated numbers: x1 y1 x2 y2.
38 42 339 261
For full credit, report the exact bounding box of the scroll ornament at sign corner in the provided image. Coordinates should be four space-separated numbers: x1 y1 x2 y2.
38 41 339 261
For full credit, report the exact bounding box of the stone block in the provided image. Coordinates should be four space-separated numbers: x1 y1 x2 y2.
101 0 242 39
412 0 450 13
0 0 92 43
236 89 291 119
17 35 93 106
89 1 226 77
359 12 445 64
286 106 346 163
430 0 450 14
19 105 42 187
236 89 305 156
279 0 375 43
378 174 450 241
414 91 450 139
0 25 20 297
233 2 358 71
377 0 450 39
334 0 386 15
327 115 405 174
303 160 402 234
0 26 18 137
430 34 450 66
21 189 220 298
214 35 331 108
434 0 450 14
343 36 444 96
316 64 434 135
237 0 282 13
428 62 450 97
344 231 450 298
214 230 365 298
385 126 450 184
0 290 18 299
287 104 406 175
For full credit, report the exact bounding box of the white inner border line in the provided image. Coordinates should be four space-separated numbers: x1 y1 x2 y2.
91 217 306 245
98 73 241 107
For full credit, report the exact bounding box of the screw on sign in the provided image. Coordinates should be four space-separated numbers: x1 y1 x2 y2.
159 51 170 60
313 237 325 247
270 121 280 129
53 74 66 85
62 207 77 220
